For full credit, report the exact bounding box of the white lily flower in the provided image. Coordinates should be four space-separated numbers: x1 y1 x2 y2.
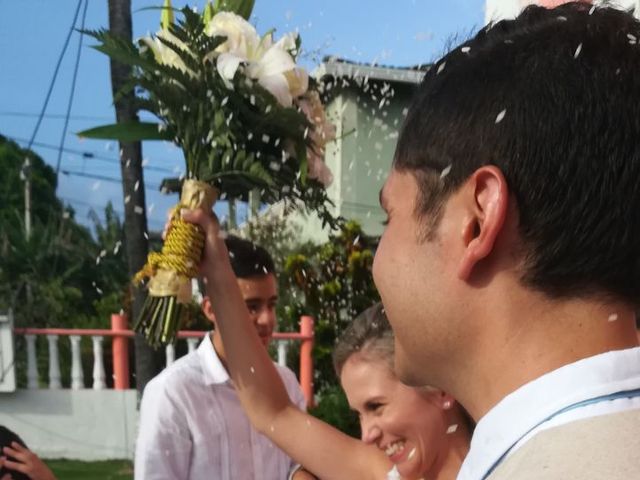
205 11 261 58
206 11 308 106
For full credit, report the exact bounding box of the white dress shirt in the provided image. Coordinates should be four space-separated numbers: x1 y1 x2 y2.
458 346 640 480
135 333 306 480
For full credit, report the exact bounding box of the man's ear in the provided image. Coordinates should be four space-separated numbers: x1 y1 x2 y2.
457 165 508 280
201 296 217 324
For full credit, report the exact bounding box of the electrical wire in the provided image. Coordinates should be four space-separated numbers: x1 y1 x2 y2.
26 0 84 151
7 135 176 174
59 168 161 191
55 0 89 176
0 111 111 121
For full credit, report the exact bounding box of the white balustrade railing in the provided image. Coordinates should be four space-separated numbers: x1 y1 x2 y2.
69 335 84 390
165 343 176 367
11 315 314 406
12 332 294 389
47 335 61 389
25 334 39 389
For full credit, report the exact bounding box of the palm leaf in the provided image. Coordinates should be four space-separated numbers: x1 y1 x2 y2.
77 122 173 142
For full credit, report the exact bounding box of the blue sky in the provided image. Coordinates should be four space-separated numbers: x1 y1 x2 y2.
0 0 485 232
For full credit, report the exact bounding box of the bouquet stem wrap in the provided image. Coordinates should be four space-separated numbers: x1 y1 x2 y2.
134 179 218 347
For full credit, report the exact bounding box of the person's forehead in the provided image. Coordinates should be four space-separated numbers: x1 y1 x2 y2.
237 274 277 297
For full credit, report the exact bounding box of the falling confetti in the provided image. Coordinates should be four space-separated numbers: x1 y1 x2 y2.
92 181 101 191
447 424 459 434
461 46 471 54
436 62 446 75
495 109 507 124
440 164 452 179
574 43 583 59
608 313 618 322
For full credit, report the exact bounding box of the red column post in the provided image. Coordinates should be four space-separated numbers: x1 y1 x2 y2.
111 313 130 390
299 315 314 408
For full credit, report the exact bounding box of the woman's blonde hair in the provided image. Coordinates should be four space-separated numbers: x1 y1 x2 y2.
333 302 394 376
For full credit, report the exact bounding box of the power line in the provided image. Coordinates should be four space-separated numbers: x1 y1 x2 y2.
26 0 83 151
7 135 176 174
59 168 162 191
60 196 166 227
0 111 112 121
23 0 83 242
56 0 89 176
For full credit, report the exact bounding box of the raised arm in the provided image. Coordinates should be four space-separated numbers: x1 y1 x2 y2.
182 208 391 480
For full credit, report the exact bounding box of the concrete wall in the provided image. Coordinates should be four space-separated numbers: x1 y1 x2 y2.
0 390 137 460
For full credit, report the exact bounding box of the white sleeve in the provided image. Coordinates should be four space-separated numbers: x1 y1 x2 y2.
135 377 193 480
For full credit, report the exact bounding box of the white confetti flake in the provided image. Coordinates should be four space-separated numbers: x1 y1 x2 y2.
495 109 507 124
589 5 596 15
608 313 618 322
387 466 401 480
134 205 144 215
134 180 140 191
221 96 229 106
440 164 452 179
461 46 471 53
574 43 583 59
447 424 459 434
113 241 122 255
92 181 101 191
262 134 270 143
124 195 131 204
436 62 446 75
148 203 155 214
250 366 255 374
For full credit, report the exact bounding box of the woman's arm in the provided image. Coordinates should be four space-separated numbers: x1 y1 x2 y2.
182 209 391 480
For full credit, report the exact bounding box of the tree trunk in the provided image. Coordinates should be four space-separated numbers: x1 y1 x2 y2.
108 0 163 396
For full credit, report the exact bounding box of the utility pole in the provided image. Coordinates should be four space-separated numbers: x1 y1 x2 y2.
108 0 164 396
21 158 31 240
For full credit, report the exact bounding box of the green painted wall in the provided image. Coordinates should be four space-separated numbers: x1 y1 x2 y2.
295 78 417 242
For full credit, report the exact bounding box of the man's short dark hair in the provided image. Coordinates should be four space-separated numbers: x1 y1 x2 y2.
394 2 640 305
224 235 276 279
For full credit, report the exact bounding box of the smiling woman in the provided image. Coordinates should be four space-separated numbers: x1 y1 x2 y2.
181 205 471 480
334 304 472 480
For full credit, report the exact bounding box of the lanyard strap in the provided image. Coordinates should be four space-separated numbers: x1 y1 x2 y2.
483 387 640 479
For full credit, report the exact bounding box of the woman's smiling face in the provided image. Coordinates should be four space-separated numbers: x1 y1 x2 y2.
340 354 450 479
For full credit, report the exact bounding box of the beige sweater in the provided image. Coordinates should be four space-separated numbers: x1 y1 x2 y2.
489 408 640 479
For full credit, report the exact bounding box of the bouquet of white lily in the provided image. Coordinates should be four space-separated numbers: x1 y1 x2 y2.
79 0 337 347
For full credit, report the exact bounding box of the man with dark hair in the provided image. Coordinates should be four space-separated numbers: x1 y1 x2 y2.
374 2 640 479
136 235 309 480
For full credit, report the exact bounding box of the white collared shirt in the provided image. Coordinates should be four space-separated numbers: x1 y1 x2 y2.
135 334 306 480
458 346 640 480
